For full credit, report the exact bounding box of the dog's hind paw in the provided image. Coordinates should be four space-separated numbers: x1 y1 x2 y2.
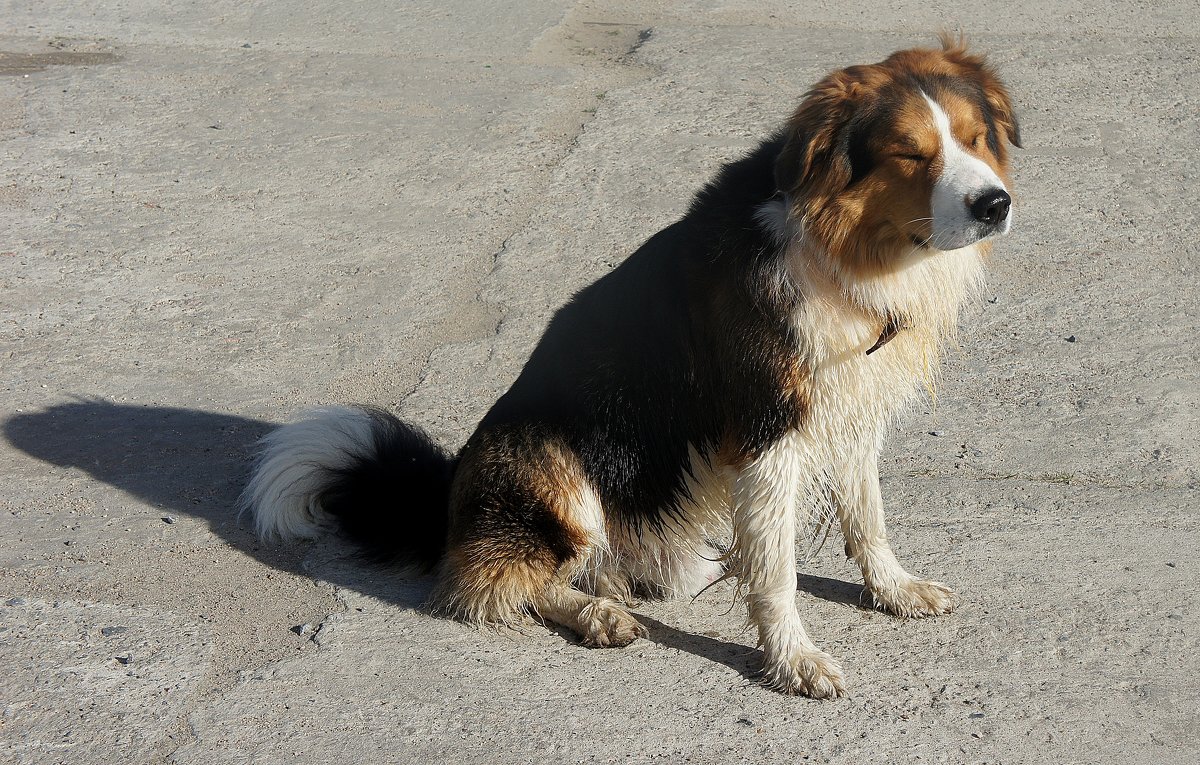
577 598 648 648
761 647 847 699
870 578 957 618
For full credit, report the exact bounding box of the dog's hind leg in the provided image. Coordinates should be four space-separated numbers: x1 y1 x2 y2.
731 432 845 698
834 445 957 617
435 432 646 647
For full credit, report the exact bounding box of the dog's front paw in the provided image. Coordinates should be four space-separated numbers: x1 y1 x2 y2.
577 598 648 648
870 578 957 618
761 647 846 699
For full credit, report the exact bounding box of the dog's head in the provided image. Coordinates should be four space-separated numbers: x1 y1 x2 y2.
776 36 1020 273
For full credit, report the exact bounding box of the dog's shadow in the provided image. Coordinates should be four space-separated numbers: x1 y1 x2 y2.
2 398 427 609
632 575 866 685
633 614 761 679
795 572 868 609
4 398 868 676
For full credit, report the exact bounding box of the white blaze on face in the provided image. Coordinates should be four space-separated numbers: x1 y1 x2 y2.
923 92 1011 251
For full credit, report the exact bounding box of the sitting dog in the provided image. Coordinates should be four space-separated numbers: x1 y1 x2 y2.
243 36 1019 698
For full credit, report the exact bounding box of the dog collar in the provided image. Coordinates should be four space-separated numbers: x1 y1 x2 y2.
865 315 906 355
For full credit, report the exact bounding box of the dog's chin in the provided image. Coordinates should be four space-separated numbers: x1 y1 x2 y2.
914 224 1010 253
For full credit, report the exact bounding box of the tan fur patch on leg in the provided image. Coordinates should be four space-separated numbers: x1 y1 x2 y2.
539 441 607 566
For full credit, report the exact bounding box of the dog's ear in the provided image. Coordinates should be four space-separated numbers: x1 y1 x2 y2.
938 35 1021 149
982 74 1021 149
774 67 871 201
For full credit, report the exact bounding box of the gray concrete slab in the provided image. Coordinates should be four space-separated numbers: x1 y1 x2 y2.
1 1 1196 763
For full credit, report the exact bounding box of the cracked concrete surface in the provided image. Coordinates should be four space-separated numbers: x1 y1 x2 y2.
2 1 1197 763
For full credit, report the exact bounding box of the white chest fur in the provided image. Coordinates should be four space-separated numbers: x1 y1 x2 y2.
788 240 984 461
755 197 985 460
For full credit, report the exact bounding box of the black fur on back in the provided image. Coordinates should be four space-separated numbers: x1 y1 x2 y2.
319 407 456 568
474 133 801 535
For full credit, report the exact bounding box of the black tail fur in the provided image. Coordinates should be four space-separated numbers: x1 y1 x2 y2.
319 407 455 568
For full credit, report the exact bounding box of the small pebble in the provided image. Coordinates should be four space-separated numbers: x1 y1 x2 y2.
5 597 26 607
1167 612 1183 621
929 430 944 437
1066 335 1077 343
162 516 176 525
115 655 132 665
101 626 128 637
291 623 318 637
969 712 985 719
1166 562 1176 568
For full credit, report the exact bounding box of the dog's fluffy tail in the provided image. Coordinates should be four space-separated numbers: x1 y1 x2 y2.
240 405 454 568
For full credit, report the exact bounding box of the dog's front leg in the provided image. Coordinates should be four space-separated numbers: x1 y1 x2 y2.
835 445 957 617
732 433 845 698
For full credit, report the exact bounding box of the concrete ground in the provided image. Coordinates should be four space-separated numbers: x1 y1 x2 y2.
2 1 1196 763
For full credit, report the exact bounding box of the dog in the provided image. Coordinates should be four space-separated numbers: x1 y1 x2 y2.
242 36 1019 698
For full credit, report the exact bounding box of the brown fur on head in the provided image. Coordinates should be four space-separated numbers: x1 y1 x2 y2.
775 37 1021 277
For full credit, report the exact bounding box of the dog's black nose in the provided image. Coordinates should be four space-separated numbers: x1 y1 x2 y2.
970 189 1011 225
